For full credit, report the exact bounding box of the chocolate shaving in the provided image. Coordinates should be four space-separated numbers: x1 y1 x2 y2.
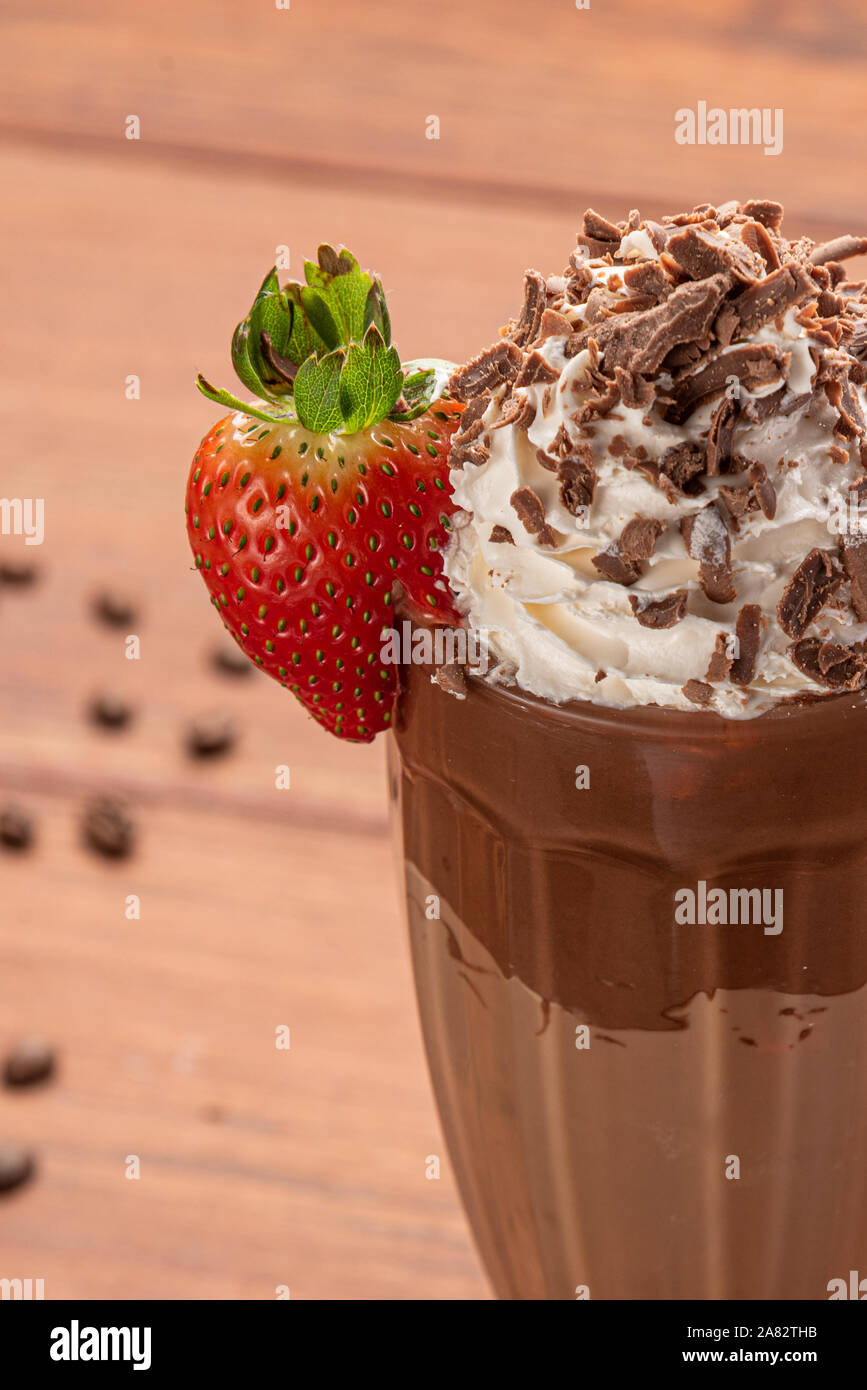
741 200 784 233
450 440 489 470
514 351 560 388
535 447 559 473
808 235 867 267
558 453 597 515
664 345 788 424
714 302 739 348
705 633 734 682
576 236 617 259
572 372 621 424
748 463 777 519
682 679 714 705
659 442 706 495
612 366 655 409
582 209 623 243
681 505 736 604
628 589 688 628
726 263 815 336
449 341 523 401
455 392 489 431
510 487 556 546
565 260 593 305
791 637 867 690
592 548 642 586
820 355 866 438
839 477 867 619
667 226 764 284
512 271 547 347
730 604 763 685
602 274 730 376
706 396 738 474
740 384 792 424
623 262 670 300
620 517 664 560
489 393 537 433
776 548 844 639
536 308 573 340
489 525 514 545
717 463 777 520
740 220 781 272
593 516 662 585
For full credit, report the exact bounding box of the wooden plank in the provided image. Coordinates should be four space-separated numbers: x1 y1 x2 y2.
0 794 487 1299
1 0 866 224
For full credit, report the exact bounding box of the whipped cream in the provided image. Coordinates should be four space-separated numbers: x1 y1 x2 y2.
444 204 867 717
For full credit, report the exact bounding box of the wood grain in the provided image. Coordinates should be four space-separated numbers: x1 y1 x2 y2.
2 0 866 224
0 0 865 1302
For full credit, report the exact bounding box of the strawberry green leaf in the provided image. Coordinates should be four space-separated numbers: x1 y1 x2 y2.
282 283 330 366
301 245 381 351
195 375 293 424
293 349 345 433
200 245 436 434
231 269 298 400
338 326 403 433
363 278 391 346
389 358 456 422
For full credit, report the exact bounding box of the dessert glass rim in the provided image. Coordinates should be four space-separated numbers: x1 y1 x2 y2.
430 665 867 744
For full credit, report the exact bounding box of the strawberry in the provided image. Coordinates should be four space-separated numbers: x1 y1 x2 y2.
185 246 463 741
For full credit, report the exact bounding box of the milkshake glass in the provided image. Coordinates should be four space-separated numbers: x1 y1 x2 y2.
389 657 867 1300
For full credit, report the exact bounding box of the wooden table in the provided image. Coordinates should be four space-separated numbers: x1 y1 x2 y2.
0 0 864 1300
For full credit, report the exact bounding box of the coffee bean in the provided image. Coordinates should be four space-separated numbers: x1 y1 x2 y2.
88 693 134 730
0 806 34 851
186 712 237 758
0 559 39 586
92 590 138 628
82 797 135 859
3 1038 55 1088
0 1144 35 1194
210 642 253 678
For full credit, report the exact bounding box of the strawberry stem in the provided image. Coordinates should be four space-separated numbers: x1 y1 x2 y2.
197 247 453 434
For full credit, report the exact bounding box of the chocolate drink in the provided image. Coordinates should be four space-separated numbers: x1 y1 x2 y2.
390 663 867 1300
385 200 867 1298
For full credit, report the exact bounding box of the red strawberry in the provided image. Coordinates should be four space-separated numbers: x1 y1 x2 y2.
185 246 463 742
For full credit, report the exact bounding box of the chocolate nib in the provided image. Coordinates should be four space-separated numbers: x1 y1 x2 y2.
776 548 844 639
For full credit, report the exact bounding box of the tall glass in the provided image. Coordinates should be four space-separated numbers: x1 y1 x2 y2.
388 652 867 1299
